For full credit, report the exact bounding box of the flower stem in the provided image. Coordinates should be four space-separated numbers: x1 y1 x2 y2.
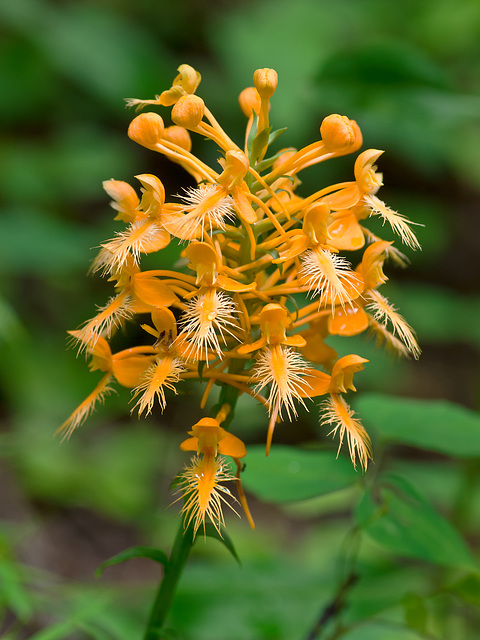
143 518 194 640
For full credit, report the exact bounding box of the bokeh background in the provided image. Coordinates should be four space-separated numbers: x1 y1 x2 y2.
1 0 480 638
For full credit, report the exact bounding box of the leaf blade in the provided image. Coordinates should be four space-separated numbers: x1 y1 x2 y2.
96 545 168 577
356 393 480 457
356 474 477 571
242 445 359 503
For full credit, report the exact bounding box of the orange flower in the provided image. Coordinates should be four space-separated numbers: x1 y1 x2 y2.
179 417 253 535
58 335 156 439
92 175 171 275
72 257 179 350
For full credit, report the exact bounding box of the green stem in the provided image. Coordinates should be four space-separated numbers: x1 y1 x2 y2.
143 519 194 640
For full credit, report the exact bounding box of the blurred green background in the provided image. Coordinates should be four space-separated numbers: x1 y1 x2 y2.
1 0 480 638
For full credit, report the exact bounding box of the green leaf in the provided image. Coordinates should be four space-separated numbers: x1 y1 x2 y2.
356 474 476 571
251 127 271 165
0 295 24 343
382 284 480 349
0 562 33 621
242 445 359 503
96 546 168 577
450 573 480 606
355 393 480 457
266 248 280 262
285 294 300 321
319 41 449 90
255 147 293 173
402 592 428 635
76 620 112 640
29 622 77 640
246 110 258 157
268 127 288 145
198 524 240 564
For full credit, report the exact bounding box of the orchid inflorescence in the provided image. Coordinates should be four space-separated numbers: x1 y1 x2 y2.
61 64 420 536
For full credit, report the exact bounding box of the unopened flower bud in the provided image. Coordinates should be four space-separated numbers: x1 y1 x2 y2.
163 125 192 152
171 95 205 129
238 87 261 117
320 114 356 152
253 68 278 99
128 112 164 147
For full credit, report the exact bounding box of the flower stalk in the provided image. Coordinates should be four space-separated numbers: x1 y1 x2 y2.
143 517 195 640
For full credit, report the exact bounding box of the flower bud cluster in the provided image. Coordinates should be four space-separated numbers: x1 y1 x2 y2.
62 65 420 535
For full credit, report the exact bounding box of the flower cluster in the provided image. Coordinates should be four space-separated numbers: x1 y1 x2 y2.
61 64 420 536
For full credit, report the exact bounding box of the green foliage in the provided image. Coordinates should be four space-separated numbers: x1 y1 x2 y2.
384 283 480 350
243 445 359 502
198 524 241 565
356 474 476 570
0 537 33 622
403 593 428 634
356 393 480 456
452 573 480 606
96 546 169 578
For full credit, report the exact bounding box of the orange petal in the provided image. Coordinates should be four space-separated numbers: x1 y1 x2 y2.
284 334 307 348
330 354 368 394
358 240 392 290
328 303 369 336
85 335 113 372
190 419 223 456
328 212 365 251
144 229 170 253
56 373 114 440
258 303 290 345
133 276 179 307
297 369 331 398
354 149 384 193
186 242 219 270
233 187 259 224
218 429 247 458
151 307 178 341
303 203 330 246
103 179 140 223
237 336 266 355
130 298 156 315
135 174 166 212
300 333 338 367
216 274 257 292
321 185 360 210
112 354 155 388
272 234 308 263
180 437 199 452
217 151 249 189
